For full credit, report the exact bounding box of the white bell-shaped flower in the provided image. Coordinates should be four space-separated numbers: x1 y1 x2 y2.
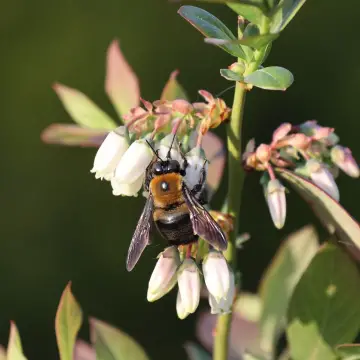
307 159 340 201
114 139 154 184
184 147 208 191
157 134 184 165
202 251 230 302
177 258 201 315
90 126 129 180
111 173 144 197
265 179 287 229
209 269 235 314
147 246 180 302
176 290 190 320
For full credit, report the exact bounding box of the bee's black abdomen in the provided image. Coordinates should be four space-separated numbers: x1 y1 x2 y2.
155 212 198 246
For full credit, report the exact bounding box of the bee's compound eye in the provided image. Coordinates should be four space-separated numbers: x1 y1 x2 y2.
167 160 180 173
152 161 163 175
161 181 169 192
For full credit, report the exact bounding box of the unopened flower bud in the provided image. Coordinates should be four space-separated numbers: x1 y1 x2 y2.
229 61 246 75
147 246 180 302
177 258 201 315
265 179 286 229
311 126 334 141
172 99 193 114
208 269 235 314
90 127 129 180
202 251 230 301
331 146 359 178
111 174 144 197
306 159 340 201
157 134 183 164
184 147 208 190
272 123 292 143
256 144 272 163
176 290 190 320
114 139 153 184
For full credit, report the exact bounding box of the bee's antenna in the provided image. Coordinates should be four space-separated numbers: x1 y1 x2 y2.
146 140 163 161
167 117 184 159
167 134 177 159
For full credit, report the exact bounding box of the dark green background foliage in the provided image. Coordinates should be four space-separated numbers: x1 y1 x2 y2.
0 1 359 359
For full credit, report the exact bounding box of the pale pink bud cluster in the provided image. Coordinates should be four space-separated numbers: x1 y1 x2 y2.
244 120 358 229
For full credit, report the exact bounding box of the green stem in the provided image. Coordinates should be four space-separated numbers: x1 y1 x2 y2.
213 14 271 360
213 81 247 360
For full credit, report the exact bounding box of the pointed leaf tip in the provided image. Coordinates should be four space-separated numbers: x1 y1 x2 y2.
105 39 140 118
160 70 189 101
54 82 117 130
90 317 150 360
7 322 27 360
55 282 83 360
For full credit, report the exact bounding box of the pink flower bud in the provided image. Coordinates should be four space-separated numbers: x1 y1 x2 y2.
331 146 359 178
256 144 272 163
172 99 193 114
272 123 292 143
265 179 286 229
312 126 334 140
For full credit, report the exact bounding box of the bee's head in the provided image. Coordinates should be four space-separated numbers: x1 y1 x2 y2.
152 159 181 175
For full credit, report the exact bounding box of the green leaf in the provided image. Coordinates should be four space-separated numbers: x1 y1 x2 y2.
220 69 244 81
105 39 140 118
205 33 278 50
259 225 319 354
277 169 360 261
245 66 294 90
287 243 360 360
90 318 150 360
184 342 211 360
7 322 27 360
178 6 246 59
54 83 117 130
41 124 107 147
160 70 189 101
336 344 360 360
270 0 307 32
55 282 83 360
227 1 266 25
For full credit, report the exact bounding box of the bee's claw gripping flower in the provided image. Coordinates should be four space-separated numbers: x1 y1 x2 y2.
147 246 180 302
208 269 235 315
331 146 359 178
306 159 340 201
114 138 154 184
184 147 208 190
202 250 230 302
90 126 129 180
177 258 201 316
265 179 287 229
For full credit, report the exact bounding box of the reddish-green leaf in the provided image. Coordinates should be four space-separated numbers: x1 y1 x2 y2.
41 124 107 147
160 70 189 101
55 282 83 360
7 322 27 360
90 318 149 360
277 169 360 261
178 6 247 59
54 83 117 130
105 39 140 118
336 344 360 359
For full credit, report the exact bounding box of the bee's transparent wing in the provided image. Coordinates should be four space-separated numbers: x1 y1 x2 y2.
182 185 227 251
126 195 154 271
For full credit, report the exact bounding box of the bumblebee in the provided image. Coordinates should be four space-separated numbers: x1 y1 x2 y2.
126 141 227 271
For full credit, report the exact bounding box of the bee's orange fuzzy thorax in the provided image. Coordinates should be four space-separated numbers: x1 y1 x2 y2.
150 173 184 208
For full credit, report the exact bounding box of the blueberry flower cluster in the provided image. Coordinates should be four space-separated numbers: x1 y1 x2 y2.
243 121 359 229
91 94 230 198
